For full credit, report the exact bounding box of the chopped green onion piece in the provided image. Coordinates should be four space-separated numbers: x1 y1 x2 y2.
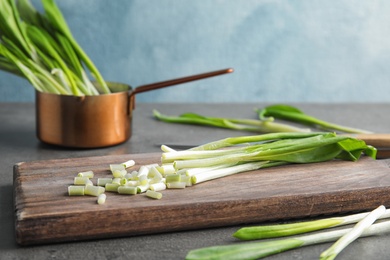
84 185 105 197
110 164 126 177
156 164 176 175
166 182 186 189
112 177 121 185
138 175 148 185
118 186 137 195
149 182 166 191
137 184 150 193
165 174 181 183
148 166 162 178
122 159 135 168
181 175 192 186
112 169 127 178
73 176 90 185
137 165 150 177
125 180 139 187
97 194 107 205
120 178 128 185
105 183 120 192
97 178 112 187
77 170 94 178
68 185 85 196
146 190 162 200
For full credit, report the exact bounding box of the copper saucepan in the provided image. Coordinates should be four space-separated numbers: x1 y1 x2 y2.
36 68 233 148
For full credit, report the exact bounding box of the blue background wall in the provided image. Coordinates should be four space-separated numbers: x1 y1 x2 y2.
1 0 390 103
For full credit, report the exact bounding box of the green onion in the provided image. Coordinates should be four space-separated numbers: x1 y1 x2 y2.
110 164 127 178
186 207 390 260
112 177 121 185
153 110 310 133
165 174 181 183
68 185 84 196
256 104 372 134
149 182 166 191
146 190 162 200
97 178 112 187
166 182 186 189
234 208 390 241
97 194 106 205
105 183 119 192
77 170 94 178
320 205 386 260
122 159 135 168
73 176 90 185
84 185 105 197
0 0 109 95
136 184 150 193
118 186 137 195
166 133 375 178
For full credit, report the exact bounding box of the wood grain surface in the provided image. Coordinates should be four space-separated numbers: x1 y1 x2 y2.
13 153 390 246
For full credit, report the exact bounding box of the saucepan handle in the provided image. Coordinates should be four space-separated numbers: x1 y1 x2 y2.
128 68 234 110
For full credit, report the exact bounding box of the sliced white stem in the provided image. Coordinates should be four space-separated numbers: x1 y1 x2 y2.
162 146 246 163
185 164 234 177
174 152 251 170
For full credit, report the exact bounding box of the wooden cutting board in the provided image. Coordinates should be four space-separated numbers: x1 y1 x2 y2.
14 153 390 246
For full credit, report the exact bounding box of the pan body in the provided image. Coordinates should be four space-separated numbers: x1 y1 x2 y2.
36 83 133 148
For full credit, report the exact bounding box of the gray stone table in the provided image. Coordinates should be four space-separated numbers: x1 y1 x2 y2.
1 102 390 260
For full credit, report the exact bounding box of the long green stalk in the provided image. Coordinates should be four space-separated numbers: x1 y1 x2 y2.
153 110 310 133
233 208 390 241
41 0 110 94
257 104 372 134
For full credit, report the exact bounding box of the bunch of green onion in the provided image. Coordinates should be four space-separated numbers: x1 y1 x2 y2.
161 132 376 185
0 0 109 95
